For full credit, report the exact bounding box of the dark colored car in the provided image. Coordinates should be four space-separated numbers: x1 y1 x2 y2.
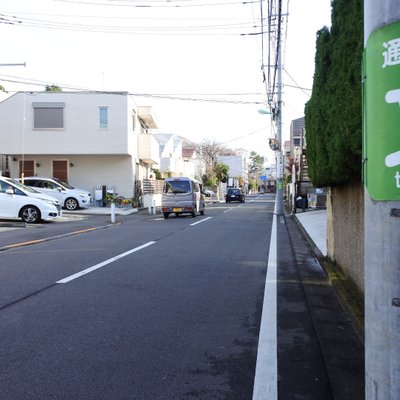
225 188 245 203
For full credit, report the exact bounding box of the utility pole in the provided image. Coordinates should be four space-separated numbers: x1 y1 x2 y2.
274 47 283 215
364 1 400 399
274 10 283 215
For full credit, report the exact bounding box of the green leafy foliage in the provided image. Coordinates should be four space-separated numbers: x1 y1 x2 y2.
152 168 162 180
248 151 264 174
45 85 62 92
214 162 229 183
305 0 363 187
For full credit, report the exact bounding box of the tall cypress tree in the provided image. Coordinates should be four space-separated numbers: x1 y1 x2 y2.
305 0 363 187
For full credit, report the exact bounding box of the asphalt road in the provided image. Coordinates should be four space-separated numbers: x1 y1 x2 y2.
0 195 275 399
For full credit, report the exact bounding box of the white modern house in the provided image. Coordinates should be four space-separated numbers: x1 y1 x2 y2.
217 153 249 189
0 91 160 200
182 146 201 180
153 133 185 178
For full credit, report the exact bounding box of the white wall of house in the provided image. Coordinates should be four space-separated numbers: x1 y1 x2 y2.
154 133 186 177
217 155 249 182
182 160 195 179
0 92 137 156
9 155 135 199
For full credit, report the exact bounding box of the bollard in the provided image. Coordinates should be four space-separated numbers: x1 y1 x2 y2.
111 202 116 223
148 199 157 215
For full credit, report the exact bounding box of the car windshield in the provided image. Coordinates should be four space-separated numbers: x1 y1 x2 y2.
163 180 191 194
228 189 240 194
54 178 74 189
10 179 40 193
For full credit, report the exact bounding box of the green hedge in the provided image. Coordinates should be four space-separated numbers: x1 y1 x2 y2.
305 0 363 187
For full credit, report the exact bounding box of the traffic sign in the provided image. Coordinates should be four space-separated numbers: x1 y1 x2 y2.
364 22 400 200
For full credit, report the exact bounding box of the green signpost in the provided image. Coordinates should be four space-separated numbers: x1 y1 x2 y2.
364 21 400 201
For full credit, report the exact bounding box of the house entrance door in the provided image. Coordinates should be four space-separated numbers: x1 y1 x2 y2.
53 160 68 182
19 160 34 178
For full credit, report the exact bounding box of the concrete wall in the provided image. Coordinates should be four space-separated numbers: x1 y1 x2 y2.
327 182 364 292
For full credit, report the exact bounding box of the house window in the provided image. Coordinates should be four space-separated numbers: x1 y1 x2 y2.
99 107 108 129
293 138 301 146
33 102 65 129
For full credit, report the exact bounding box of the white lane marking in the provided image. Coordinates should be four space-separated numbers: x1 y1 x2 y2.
252 214 277 400
223 208 233 213
56 241 156 284
190 217 212 226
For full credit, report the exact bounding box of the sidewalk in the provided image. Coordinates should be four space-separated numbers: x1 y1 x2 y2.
283 208 365 399
293 208 327 256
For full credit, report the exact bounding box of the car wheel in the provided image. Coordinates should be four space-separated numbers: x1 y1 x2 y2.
200 209 205 215
163 212 169 219
65 197 79 210
191 210 196 218
20 205 41 223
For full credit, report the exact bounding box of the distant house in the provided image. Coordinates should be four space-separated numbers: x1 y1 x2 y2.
153 133 185 178
0 91 159 199
182 145 203 180
217 153 249 189
289 116 310 184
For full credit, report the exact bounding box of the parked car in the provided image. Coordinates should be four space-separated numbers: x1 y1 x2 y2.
202 189 215 198
19 177 92 210
0 177 61 223
225 188 245 203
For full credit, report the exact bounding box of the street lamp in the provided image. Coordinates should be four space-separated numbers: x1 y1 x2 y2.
257 108 271 115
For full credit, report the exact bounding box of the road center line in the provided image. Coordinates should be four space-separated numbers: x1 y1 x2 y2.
252 214 278 399
190 217 212 226
56 241 156 284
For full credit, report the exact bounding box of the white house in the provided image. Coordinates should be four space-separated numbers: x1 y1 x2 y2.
0 91 160 200
182 146 202 180
217 153 249 188
153 133 185 178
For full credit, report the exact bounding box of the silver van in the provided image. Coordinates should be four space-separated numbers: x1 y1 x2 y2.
161 177 205 219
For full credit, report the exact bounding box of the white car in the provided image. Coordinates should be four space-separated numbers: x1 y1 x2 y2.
0 177 61 223
20 177 92 211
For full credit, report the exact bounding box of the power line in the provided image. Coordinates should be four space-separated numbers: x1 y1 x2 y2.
283 67 311 96
54 0 259 8
219 127 267 145
0 12 262 35
0 75 265 104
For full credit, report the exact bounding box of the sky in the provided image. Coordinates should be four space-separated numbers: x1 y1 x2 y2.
0 0 331 163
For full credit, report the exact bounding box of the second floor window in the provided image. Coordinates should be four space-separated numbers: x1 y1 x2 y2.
99 107 108 129
33 102 65 130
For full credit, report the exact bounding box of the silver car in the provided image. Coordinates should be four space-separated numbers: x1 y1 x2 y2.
20 177 92 211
